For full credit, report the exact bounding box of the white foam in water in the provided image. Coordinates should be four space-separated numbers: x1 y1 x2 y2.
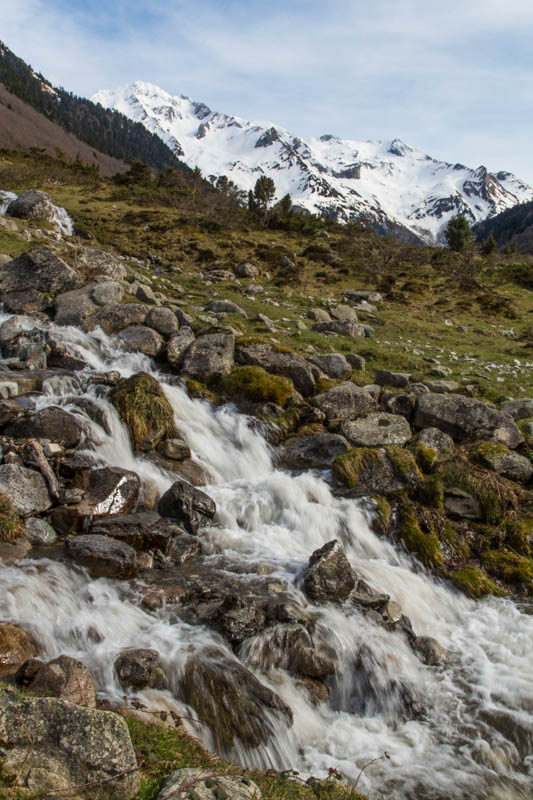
0 317 531 800
0 189 74 235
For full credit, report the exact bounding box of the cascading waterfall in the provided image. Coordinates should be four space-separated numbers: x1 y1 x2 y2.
0 315 531 800
0 190 74 235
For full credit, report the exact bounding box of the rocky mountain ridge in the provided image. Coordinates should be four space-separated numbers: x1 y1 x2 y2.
92 81 533 243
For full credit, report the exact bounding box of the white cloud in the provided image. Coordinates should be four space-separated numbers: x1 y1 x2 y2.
1 0 533 182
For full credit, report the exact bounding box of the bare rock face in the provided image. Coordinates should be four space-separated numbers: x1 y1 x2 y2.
118 324 165 357
415 394 523 448
158 769 261 800
158 480 216 534
182 330 235 382
178 648 293 751
166 327 196 370
0 623 40 675
0 464 52 516
7 190 55 222
301 540 356 604
114 648 168 691
16 655 97 707
310 382 376 423
0 686 140 800
65 534 138 579
341 412 412 447
0 246 79 298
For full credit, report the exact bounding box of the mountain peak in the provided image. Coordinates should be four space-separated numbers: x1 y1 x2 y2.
92 82 533 243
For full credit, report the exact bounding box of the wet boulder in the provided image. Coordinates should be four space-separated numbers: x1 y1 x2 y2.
158 480 216 534
415 394 523 448
178 649 293 750
50 467 141 534
0 464 52 516
0 686 140 800
65 534 137 579
165 533 203 565
182 329 235 382
16 655 97 707
4 406 84 448
114 648 168 691
301 540 356 604
111 372 176 451
340 412 412 447
310 382 376 423
90 512 180 553
0 623 40 675
278 432 350 470
159 770 261 800
245 624 336 679
235 340 319 396
414 636 445 666
118 325 165 357
7 190 55 221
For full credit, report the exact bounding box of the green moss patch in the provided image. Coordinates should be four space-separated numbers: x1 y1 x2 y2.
395 500 443 568
332 447 382 489
111 372 177 451
482 549 533 590
221 366 294 407
0 492 23 543
450 565 505 599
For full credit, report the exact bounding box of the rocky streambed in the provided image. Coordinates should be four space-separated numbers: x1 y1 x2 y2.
0 235 531 800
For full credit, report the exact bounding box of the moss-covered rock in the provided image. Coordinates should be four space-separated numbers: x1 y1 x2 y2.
437 460 515 525
185 378 217 404
371 495 392 534
221 366 294 407
333 446 421 495
450 565 505 599
111 371 176 451
413 440 438 473
0 491 23 542
482 549 533 591
395 500 443 568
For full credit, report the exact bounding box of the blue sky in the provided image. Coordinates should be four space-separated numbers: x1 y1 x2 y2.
3 0 533 182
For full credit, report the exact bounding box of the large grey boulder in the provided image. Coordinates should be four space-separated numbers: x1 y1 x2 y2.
118 325 165 357
501 398 533 421
341 412 412 447
204 300 247 317
330 303 358 321
301 540 356 604
179 649 292 750
308 353 352 380
234 261 260 278
375 369 410 388
0 246 79 297
83 303 147 334
0 464 52 516
310 382 376 422
145 307 179 338
7 190 55 221
4 406 84 447
236 341 319 396
415 394 523 448
311 320 366 338
415 426 455 455
278 432 350 470
65 534 138 579
166 327 195 370
0 686 140 799
333 446 421 496
159 769 261 800
158 480 216 534
182 330 235 382
75 247 127 281
55 285 99 326
474 444 533 484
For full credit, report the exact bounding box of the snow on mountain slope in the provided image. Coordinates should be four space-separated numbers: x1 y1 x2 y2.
92 81 533 243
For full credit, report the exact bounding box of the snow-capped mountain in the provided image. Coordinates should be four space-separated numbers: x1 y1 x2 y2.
92 81 533 243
